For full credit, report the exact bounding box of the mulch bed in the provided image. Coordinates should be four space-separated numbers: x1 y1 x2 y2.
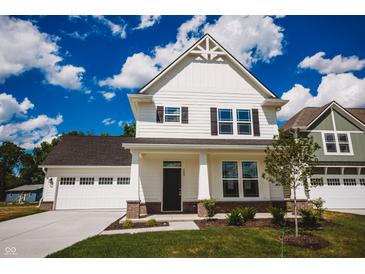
105 218 169 231
283 233 329 249
194 218 274 229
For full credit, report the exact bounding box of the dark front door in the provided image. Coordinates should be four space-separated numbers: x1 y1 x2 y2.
163 168 181 211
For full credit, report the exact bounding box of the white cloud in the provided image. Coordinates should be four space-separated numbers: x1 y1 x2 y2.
0 114 63 149
99 53 159 89
45 65 85 90
118 120 123 127
278 73 365 120
203 16 284 67
135 15 161 30
65 30 91 40
93 16 127 39
0 93 34 123
102 118 116 126
100 91 116 101
100 16 284 89
0 16 85 90
298 52 365 74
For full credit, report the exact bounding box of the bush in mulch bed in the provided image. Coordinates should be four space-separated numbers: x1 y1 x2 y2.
283 233 329 249
105 218 169 231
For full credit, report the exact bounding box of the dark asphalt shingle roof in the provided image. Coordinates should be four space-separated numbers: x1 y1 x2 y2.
42 136 272 167
6 184 43 192
42 136 133 166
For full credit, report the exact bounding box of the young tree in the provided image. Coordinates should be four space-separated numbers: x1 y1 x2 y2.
263 129 320 237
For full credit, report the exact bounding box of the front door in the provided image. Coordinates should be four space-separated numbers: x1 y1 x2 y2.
163 167 181 211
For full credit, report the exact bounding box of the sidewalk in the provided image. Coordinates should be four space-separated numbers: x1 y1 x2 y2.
100 221 199 235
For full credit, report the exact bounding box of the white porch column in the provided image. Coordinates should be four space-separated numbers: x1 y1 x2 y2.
198 152 210 200
127 151 140 219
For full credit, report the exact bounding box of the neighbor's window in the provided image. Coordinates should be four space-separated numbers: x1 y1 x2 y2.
337 133 350 153
343 178 357 186
164 107 180 122
310 178 324 186
242 161 259 197
323 132 352 154
222 161 239 197
117 177 130 185
80 177 94 185
327 178 341 186
237 109 252 135
60 177 75 185
324 133 337 153
99 177 113 185
218 109 233 134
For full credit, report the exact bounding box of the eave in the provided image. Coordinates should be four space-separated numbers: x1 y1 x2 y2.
261 99 288 108
127 94 153 117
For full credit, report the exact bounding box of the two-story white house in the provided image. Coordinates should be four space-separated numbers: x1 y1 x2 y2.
40 34 288 218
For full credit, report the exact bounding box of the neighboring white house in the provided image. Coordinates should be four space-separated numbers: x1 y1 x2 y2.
40 34 290 217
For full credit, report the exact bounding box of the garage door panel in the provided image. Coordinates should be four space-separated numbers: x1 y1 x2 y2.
309 176 365 209
56 184 132 210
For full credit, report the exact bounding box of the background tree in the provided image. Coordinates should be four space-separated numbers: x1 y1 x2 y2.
121 123 136 137
263 129 320 237
0 142 25 200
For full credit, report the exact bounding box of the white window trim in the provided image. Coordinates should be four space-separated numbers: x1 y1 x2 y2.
217 108 254 137
321 131 354 156
220 160 260 199
218 109 234 135
164 106 181 124
237 109 254 136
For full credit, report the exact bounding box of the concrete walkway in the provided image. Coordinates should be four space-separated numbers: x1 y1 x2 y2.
0 210 122 258
101 221 199 235
124 212 297 222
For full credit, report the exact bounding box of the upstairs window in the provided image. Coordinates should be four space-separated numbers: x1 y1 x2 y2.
323 132 352 154
324 133 337 153
164 107 180 122
218 109 233 134
337 133 350 153
237 109 252 135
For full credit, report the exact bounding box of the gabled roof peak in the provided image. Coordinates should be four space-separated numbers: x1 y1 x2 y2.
136 33 279 98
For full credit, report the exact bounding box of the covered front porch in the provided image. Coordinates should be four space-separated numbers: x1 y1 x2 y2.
123 141 285 218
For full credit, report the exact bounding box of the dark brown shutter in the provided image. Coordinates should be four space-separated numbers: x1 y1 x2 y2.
156 106 164 123
181 107 188 124
210 107 218 135
252 109 260 136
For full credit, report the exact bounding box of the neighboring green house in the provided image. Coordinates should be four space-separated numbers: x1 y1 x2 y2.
284 101 365 209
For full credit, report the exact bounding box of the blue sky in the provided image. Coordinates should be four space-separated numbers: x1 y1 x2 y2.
1 15 365 149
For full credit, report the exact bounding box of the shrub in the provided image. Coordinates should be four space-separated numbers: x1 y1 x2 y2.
268 206 287 226
203 199 217 219
241 207 257 223
146 218 157 227
226 208 243 226
122 219 134 228
299 208 319 228
311 198 325 219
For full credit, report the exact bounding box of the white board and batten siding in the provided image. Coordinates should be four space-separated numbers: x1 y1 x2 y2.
136 58 278 139
43 167 132 210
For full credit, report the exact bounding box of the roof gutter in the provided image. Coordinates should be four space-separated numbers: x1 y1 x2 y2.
122 143 269 150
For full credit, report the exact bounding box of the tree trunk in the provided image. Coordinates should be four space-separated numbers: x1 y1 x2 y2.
293 186 299 237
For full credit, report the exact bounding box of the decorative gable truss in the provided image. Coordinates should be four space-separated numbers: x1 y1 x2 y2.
189 36 226 62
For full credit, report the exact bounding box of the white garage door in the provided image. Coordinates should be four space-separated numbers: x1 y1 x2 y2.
55 177 132 210
309 175 365 209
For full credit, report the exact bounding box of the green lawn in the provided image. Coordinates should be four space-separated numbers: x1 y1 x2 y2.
0 204 47 222
48 211 365 258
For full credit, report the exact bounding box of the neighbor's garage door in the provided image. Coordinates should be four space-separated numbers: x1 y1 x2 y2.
309 174 365 209
55 176 131 210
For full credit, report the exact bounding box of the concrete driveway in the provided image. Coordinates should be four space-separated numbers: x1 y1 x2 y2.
329 209 365 215
0 210 123 258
